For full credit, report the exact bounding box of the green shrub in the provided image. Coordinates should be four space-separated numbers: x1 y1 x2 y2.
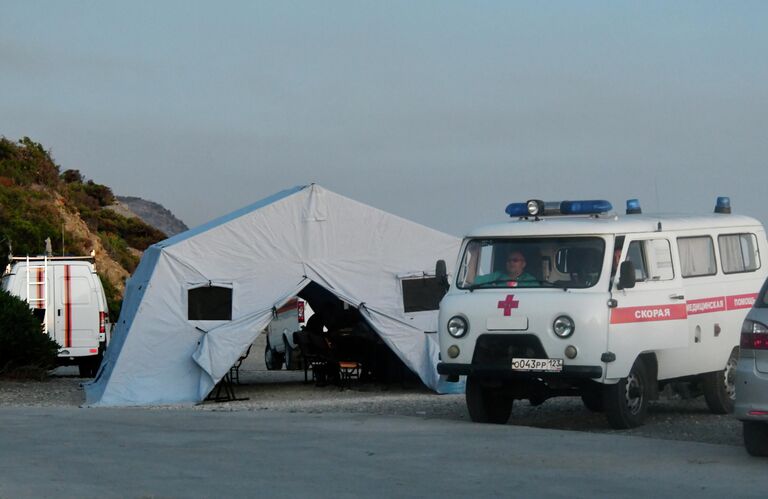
0 290 59 378
98 271 122 323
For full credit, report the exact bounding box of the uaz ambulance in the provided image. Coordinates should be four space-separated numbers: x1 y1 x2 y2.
1 255 111 377
436 197 767 428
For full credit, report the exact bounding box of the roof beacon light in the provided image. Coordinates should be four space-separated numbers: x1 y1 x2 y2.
715 196 731 214
626 199 642 215
505 202 530 217
560 200 612 216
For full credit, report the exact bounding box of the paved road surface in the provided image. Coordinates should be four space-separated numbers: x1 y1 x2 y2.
0 407 766 498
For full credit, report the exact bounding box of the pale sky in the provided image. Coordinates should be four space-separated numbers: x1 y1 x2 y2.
2 1 766 236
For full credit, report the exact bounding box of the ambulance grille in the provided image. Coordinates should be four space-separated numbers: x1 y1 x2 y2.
472 334 547 366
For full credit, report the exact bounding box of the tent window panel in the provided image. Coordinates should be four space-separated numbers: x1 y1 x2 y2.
677 236 717 278
719 233 761 274
188 286 232 320
402 277 446 313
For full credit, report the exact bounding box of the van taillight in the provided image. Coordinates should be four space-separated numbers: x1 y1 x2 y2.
99 311 106 334
297 301 305 323
741 320 768 350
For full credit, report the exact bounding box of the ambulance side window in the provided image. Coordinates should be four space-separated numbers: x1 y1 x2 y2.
678 236 717 278
718 233 761 274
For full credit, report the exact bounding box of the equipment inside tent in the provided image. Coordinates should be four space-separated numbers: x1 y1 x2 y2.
85 184 462 406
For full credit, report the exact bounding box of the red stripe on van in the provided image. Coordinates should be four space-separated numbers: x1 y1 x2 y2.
275 298 299 315
35 267 44 309
727 293 758 310
64 265 72 348
610 303 688 324
686 297 726 315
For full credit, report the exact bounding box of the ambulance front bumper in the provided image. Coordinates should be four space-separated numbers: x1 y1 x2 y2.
437 362 603 379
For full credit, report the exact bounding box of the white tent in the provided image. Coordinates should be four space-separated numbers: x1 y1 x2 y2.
85 184 462 406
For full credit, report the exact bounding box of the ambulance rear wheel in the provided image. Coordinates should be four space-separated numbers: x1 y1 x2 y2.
264 343 283 370
466 376 512 424
702 348 737 414
604 360 649 429
284 336 297 370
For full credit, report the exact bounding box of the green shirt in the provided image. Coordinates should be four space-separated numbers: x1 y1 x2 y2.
473 271 537 287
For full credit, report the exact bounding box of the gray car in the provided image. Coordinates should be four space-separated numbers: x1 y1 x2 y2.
735 278 768 456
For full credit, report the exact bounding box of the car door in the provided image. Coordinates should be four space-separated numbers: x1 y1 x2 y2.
53 264 98 352
606 235 687 379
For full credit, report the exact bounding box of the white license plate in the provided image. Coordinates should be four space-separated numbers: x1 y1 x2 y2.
511 358 563 372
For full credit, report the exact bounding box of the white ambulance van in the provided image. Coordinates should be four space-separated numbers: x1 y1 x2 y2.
264 297 313 370
436 197 767 428
1 255 111 377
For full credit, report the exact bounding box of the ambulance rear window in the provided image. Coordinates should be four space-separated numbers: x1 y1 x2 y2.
718 233 760 274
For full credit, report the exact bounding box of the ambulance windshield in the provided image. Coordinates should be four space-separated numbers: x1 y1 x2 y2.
457 237 606 289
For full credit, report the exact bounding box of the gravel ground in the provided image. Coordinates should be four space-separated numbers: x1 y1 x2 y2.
0 346 743 449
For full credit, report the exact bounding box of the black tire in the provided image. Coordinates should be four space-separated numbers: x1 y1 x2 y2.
284 336 296 370
581 388 604 413
264 342 283 370
743 421 768 457
77 356 100 378
466 376 512 424
702 349 737 414
604 359 650 429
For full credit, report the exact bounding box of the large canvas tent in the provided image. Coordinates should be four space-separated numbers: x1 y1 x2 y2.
85 184 462 406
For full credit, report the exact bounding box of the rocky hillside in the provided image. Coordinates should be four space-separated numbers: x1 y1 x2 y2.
0 136 170 318
115 196 188 236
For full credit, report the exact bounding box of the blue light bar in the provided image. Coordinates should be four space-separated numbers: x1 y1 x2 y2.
715 196 731 214
560 200 612 215
626 199 642 215
505 202 530 217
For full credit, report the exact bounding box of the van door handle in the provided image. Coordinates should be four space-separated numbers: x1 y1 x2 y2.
669 294 685 300
57 309 62 316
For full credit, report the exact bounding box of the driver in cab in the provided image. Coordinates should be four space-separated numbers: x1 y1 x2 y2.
472 250 537 287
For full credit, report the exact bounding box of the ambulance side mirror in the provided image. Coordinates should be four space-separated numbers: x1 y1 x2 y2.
617 261 636 290
435 259 449 292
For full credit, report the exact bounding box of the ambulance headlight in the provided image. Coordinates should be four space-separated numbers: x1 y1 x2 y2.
447 316 468 338
553 315 575 338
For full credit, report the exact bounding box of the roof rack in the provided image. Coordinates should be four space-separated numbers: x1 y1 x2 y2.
10 255 95 262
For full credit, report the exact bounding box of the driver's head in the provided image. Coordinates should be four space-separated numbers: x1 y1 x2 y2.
506 251 527 278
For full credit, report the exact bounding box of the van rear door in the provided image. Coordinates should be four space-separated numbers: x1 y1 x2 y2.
607 236 687 379
52 264 99 355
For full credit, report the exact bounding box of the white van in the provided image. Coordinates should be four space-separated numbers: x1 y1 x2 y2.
1 255 112 377
264 297 313 370
437 197 767 428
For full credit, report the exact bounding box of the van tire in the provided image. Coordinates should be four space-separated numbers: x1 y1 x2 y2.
702 349 737 414
743 421 768 457
604 359 649 429
466 376 512 424
284 336 296 370
78 356 100 378
264 343 283 370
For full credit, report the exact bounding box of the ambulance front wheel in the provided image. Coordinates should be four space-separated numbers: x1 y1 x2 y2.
603 359 649 429
465 376 512 424
702 348 737 414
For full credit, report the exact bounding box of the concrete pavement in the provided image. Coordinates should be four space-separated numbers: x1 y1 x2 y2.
0 407 766 498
